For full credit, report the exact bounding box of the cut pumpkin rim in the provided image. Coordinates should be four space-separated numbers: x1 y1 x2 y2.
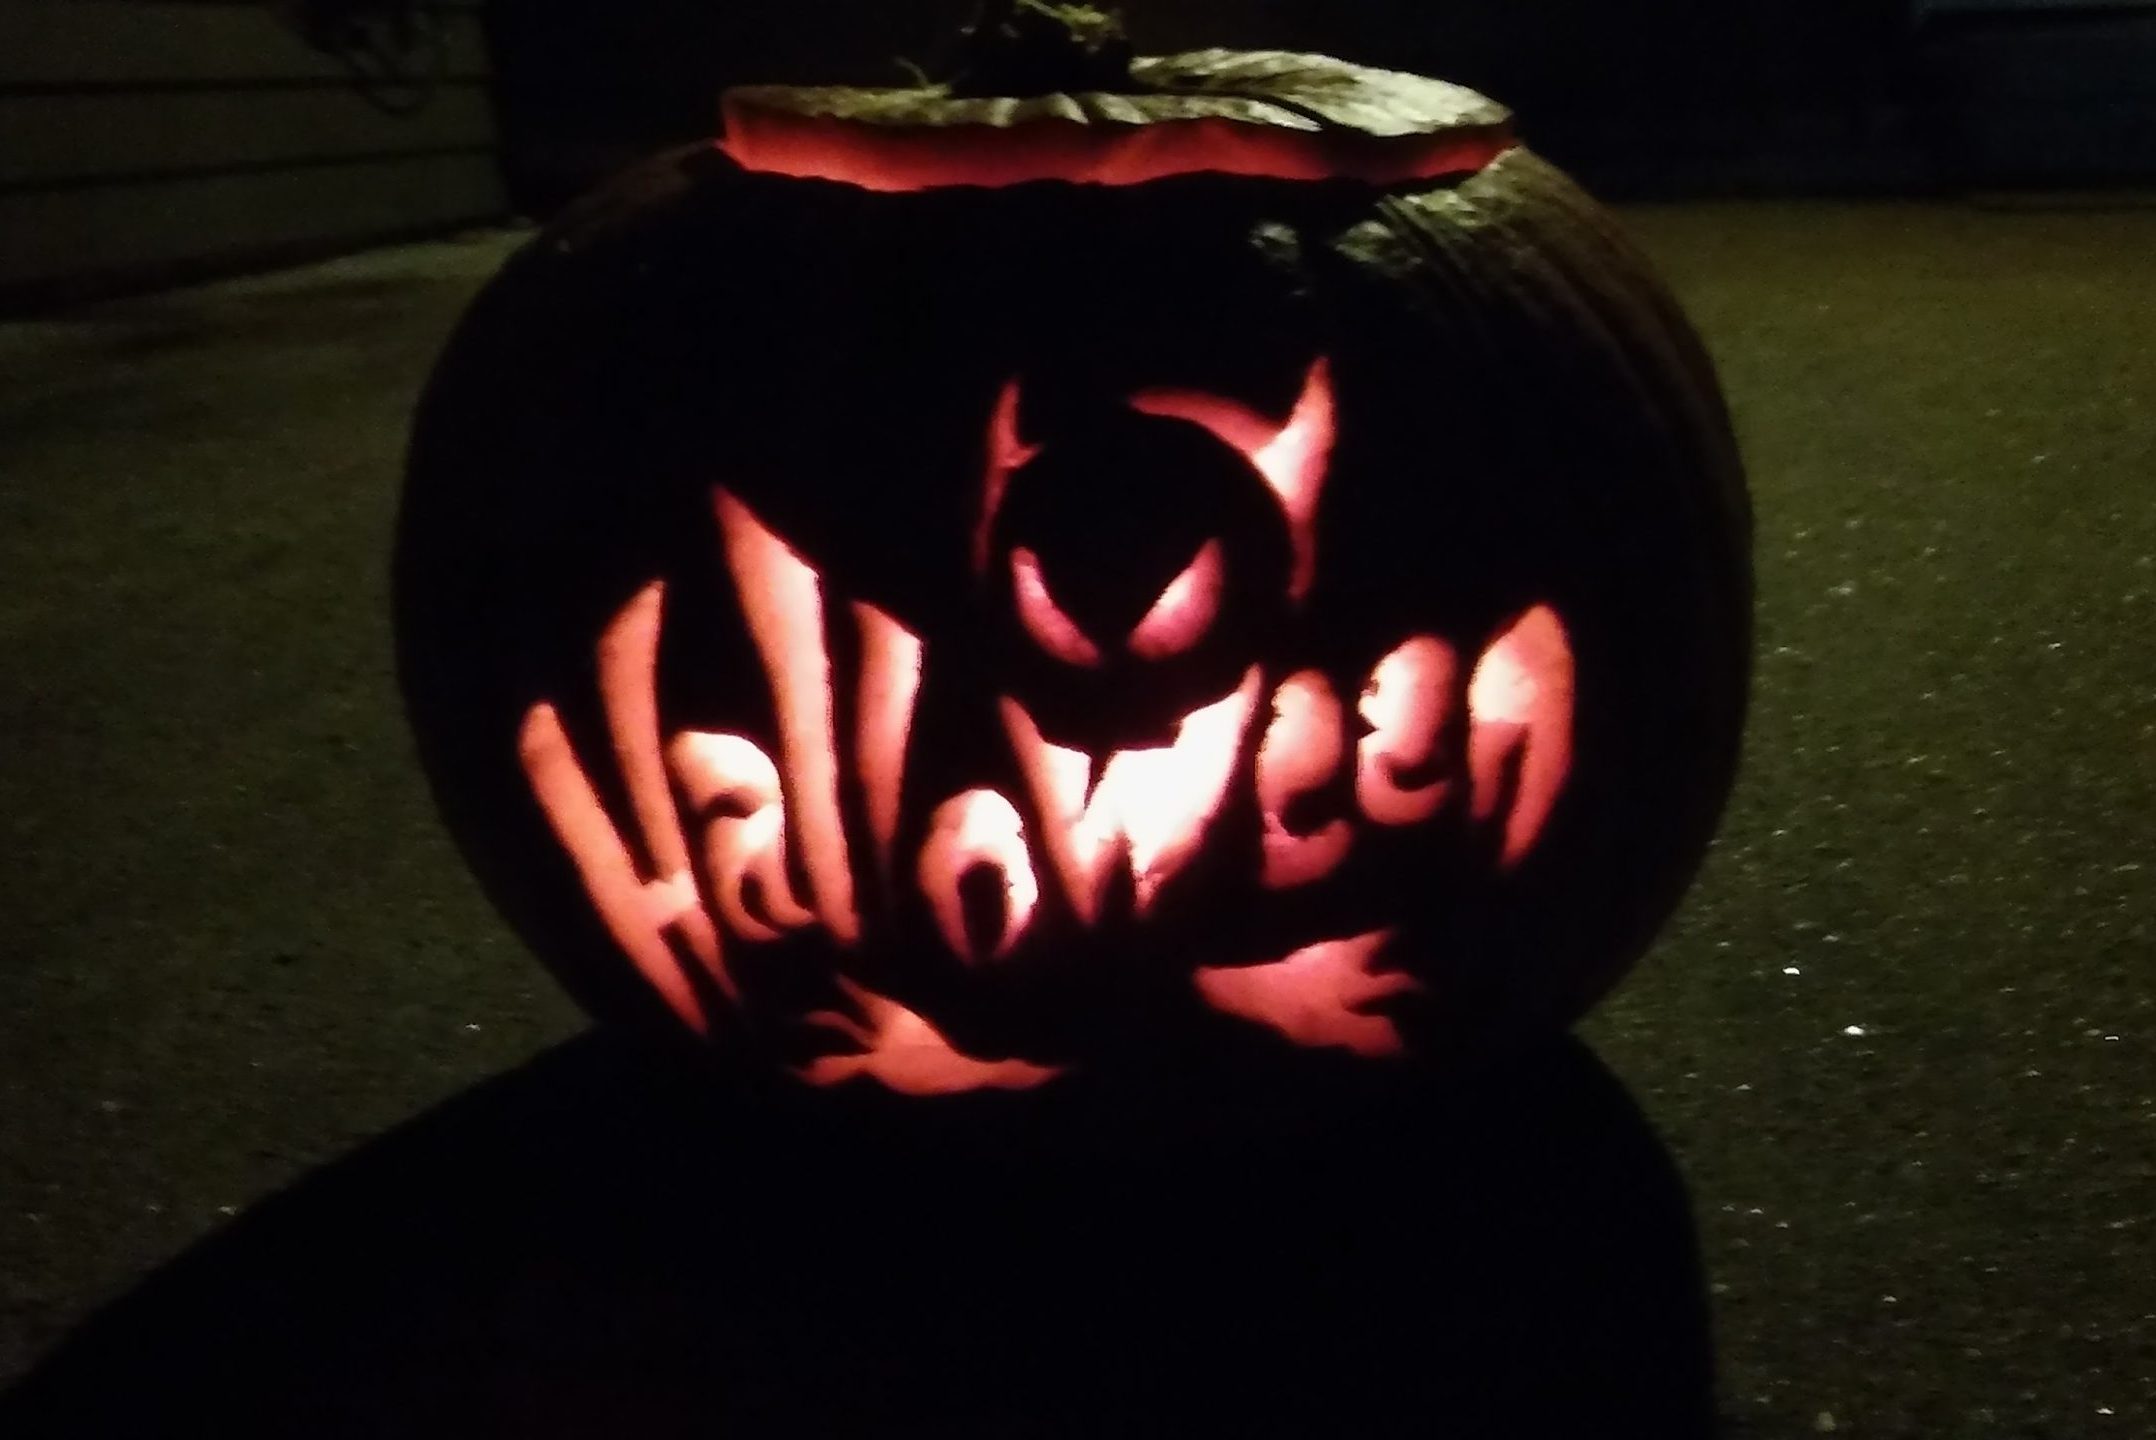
719 49 1517 192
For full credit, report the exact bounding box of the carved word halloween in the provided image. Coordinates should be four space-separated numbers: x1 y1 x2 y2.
515 492 1574 1038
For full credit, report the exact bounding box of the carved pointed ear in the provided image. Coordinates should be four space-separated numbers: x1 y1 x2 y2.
1128 358 1334 601
975 378 1041 575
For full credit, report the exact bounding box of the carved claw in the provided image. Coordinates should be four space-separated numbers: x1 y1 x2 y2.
796 977 1062 1096
1193 929 1422 1059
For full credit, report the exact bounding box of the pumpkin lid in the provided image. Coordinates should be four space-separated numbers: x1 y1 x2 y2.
719 48 1515 193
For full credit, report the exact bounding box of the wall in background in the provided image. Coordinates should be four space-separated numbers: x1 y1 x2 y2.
0 0 508 311
3 0 2148 309
481 0 976 216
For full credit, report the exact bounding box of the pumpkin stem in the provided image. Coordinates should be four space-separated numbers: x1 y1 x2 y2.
947 1 1135 97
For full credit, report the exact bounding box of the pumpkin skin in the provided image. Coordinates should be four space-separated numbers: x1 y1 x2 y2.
398 48 1751 1096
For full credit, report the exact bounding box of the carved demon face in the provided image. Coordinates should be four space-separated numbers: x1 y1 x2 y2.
401 70 1752 1101
509 358 1574 1094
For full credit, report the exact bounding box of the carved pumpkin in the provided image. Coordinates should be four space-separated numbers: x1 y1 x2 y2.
398 18 1750 1097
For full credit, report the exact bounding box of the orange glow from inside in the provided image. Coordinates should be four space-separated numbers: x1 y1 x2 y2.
668 730 817 942
716 489 860 943
1255 669 1354 890
520 702 717 1033
1011 546 1104 667
917 789 1040 964
851 600 926 871
717 108 1512 193
1357 634 1458 828
1002 667 1262 921
975 380 1040 575
1194 930 1420 1058
513 468 1579 1083
1127 539 1224 661
799 977 1061 1095
1129 360 1333 600
517 580 733 1030
1467 604 1575 869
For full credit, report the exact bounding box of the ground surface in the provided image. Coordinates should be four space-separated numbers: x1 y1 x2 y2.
1 200 2152 1435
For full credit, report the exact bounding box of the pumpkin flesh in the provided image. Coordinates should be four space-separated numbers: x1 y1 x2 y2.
397 53 1750 1096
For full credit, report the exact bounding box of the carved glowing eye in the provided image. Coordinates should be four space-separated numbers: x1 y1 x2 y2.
1128 540 1224 661
1011 547 1102 667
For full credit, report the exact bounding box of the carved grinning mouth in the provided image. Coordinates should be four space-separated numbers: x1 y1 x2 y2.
512 367 1577 1092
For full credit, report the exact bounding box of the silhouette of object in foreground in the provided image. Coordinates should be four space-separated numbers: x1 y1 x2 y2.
1 1031 1713 1438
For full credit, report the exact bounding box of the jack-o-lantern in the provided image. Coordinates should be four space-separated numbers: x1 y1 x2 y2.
398 10 1750 1097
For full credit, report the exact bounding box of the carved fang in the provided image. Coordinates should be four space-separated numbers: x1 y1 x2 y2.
1002 667 1263 922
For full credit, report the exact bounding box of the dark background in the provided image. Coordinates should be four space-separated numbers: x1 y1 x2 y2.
3 0 2154 309
1 1 2152 1435
481 0 2156 211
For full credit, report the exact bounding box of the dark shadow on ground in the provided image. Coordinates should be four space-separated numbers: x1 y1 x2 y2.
0 1031 1712 1438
